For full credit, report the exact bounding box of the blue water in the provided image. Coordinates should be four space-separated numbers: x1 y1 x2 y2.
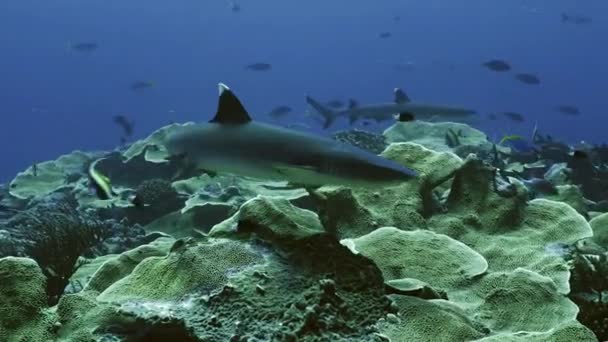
1 0 606 182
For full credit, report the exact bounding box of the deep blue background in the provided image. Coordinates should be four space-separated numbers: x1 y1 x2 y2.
1 0 606 182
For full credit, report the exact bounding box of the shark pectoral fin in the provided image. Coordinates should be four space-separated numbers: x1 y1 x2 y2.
209 83 252 125
273 163 319 177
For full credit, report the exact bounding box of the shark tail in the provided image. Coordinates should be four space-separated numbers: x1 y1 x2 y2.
306 96 338 129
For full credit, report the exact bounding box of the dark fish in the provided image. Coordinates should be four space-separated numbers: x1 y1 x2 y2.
130 81 155 91
556 105 580 115
488 113 497 120
268 105 292 118
445 129 461 148
393 15 401 21
515 73 541 85
379 32 392 39
113 115 135 137
502 112 525 122
562 13 592 25
326 100 345 109
245 63 272 71
229 1 240 12
69 42 98 52
482 59 511 72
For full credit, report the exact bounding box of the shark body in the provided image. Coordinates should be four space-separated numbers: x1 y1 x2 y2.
306 88 477 129
164 83 417 187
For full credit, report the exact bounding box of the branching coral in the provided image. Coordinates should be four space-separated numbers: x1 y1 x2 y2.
3 193 112 304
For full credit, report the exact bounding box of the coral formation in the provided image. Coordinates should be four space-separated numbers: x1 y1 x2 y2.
332 129 388 154
1 120 605 341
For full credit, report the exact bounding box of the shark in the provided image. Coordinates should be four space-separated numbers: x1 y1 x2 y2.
163 83 418 187
306 88 477 129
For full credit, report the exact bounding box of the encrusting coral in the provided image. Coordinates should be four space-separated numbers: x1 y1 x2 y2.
0 120 604 341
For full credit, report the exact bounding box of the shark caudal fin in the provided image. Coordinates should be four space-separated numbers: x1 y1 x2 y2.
305 96 338 129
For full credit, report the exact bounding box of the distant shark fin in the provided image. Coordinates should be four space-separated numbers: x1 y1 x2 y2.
305 95 337 129
348 99 358 109
393 88 411 103
209 83 252 124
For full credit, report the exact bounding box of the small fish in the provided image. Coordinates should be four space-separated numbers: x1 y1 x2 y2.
393 15 401 22
32 163 38 177
68 42 98 52
488 113 497 120
514 73 541 85
268 105 292 118
499 134 524 145
88 159 116 200
561 13 592 25
245 63 272 71
445 129 461 148
556 105 580 116
379 32 392 39
228 0 240 12
482 59 511 72
130 81 155 91
502 112 525 122
113 115 135 137
326 100 345 109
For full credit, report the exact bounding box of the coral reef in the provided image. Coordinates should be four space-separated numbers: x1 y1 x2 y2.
332 129 388 154
1 120 606 341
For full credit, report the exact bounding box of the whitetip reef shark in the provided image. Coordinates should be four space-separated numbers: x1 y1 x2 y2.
163 83 417 187
306 88 477 129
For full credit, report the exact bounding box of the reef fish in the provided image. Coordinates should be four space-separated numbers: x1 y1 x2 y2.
68 42 98 52
164 83 418 187
514 73 541 85
556 105 581 116
245 63 272 71
502 112 525 122
267 105 293 118
561 13 592 25
130 81 155 91
88 159 116 200
482 59 511 72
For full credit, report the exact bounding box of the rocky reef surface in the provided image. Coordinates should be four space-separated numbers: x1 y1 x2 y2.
1 121 606 341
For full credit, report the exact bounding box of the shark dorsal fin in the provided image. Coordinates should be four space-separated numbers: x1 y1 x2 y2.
394 88 411 103
348 99 358 109
209 83 252 124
